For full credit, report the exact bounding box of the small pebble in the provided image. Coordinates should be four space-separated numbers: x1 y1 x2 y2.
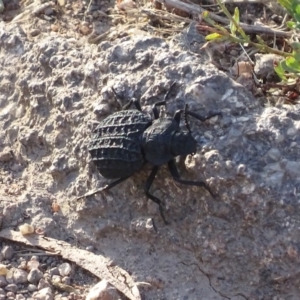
30 256 39 262
6 291 15 298
0 288 4 295
28 284 37 292
0 150 12 162
19 224 34 235
58 263 71 276
30 29 40 37
86 279 120 300
0 296 4 300
51 24 59 32
0 276 7 287
33 287 53 300
79 24 92 35
27 260 39 270
44 7 54 15
13 269 28 284
15 294 26 300
18 261 27 270
38 278 51 290
1 246 14 260
48 267 59 277
51 275 61 283
57 0 66 6
5 283 18 293
0 265 8 276
27 269 43 284
93 103 110 116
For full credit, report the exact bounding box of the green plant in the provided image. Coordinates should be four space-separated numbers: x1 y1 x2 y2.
202 0 300 81
278 0 300 29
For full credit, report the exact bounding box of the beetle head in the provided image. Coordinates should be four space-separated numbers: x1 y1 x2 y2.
171 130 197 157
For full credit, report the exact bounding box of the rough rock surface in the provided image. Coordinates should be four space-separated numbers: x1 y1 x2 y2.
1 22 300 300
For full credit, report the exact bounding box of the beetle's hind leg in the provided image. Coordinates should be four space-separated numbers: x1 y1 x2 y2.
76 176 131 200
144 166 169 224
168 160 216 198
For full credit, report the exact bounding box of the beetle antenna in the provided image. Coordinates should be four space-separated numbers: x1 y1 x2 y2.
184 104 191 133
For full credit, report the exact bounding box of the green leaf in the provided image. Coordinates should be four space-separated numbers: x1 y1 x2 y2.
205 33 224 41
274 64 287 80
286 56 300 72
230 7 240 35
286 21 296 28
256 35 266 45
278 0 293 13
293 51 300 62
202 11 210 19
291 42 300 50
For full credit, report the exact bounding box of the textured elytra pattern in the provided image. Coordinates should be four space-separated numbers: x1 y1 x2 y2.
88 110 152 179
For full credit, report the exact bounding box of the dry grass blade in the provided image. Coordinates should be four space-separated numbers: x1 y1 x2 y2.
156 0 292 37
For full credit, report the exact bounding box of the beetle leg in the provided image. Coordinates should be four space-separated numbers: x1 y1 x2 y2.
151 81 177 119
168 160 216 198
186 111 222 122
76 176 132 200
122 99 142 111
144 166 169 224
111 87 142 111
173 109 221 124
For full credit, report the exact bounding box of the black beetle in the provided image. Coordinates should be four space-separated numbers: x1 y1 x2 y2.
85 82 221 224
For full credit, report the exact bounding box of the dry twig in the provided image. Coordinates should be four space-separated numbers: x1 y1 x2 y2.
0 228 141 300
156 0 292 37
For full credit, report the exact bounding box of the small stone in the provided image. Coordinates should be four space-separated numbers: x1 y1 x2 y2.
57 0 66 6
0 149 13 162
30 29 40 37
19 224 34 235
0 295 5 300
30 256 39 262
27 260 39 270
51 275 61 283
27 284 37 292
285 160 300 177
38 278 51 290
0 288 4 295
1 246 14 260
79 24 92 35
86 279 120 300
33 287 53 300
254 53 281 79
58 263 72 276
6 291 15 298
13 269 28 284
51 24 59 32
0 276 7 287
0 265 8 276
44 7 53 15
93 103 110 116
48 267 59 277
18 261 27 270
5 283 18 293
27 269 43 284
15 294 25 300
